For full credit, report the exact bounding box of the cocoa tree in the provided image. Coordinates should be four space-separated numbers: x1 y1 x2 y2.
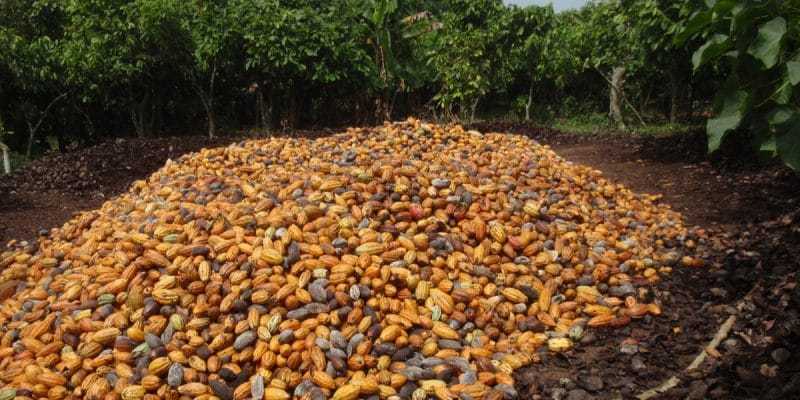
505 4 554 121
430 0 510 122
235 0 374 128
676 0 800 169
0 1 69 157
138 0 240 139
59 0 152 137
581 1 646 128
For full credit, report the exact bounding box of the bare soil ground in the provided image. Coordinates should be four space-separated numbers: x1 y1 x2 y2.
2 122 799 399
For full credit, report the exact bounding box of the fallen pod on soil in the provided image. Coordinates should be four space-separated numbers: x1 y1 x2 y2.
0 120 700 399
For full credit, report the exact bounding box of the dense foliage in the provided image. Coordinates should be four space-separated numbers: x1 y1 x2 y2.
0 0 797 169
676 0 800 169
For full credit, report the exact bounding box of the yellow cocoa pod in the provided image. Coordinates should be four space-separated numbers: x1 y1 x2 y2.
547 338 572 352
38 370 67 386
432 322 459 340
500 288 527 303
379 325 403 342
261 248 283 265
147 357 171 375
523 201 541 216
489 224 506 243
332 384 360 400
356 242 385 255
120 385 145 400
263 388 290 400
312 371 336 390
178 382 207 396
91 327 121 344
152 288 179 305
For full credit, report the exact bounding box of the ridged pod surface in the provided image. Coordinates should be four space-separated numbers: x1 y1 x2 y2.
0 120 704 399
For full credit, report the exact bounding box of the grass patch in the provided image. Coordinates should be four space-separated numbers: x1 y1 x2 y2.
551 113 613 134
549 113 701 136
626 122 703 136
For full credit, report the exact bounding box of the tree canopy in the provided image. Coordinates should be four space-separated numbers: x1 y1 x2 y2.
0 0 797 170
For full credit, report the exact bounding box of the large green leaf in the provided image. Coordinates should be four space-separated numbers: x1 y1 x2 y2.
692 34 731 70
788 61 800 86
747 17 786 69
673 10 710 46
776 118 800 170
707 89 749 152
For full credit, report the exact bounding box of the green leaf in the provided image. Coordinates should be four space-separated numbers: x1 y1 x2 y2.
674 10 710 45
707 89 749 152
759 135 776 155
731 3 756 40
787 61 800 86
776 118 800 170
747 17 786 69
767 106 795 127
710 0 737 16
692 34 731 70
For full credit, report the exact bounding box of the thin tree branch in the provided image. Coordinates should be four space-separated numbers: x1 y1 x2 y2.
31 91 69 136
636 282 761 400
26 91 69 157
192 77 210 111
636 315 736 400
74 103 95 137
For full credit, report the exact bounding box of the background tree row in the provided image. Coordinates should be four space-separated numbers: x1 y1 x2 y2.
0 0 797 169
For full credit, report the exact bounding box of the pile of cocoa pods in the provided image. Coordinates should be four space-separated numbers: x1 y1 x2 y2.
0 120 703 400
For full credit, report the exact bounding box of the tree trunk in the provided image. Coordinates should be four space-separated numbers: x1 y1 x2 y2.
375 93 390 123
256 88 263 128
192 63 217 139
206 65 217 139
196 94 216 138
148 95 157 134
525 82 534 121
152 95 163 134
374 38 391 123
0 142 10 175
256 86 271 130
75 103 95 139
206 108 216 139
609 66 626 129
640 87 652 115
668 68 680 124
470 97 479 124
287 86 300 129
26 120 35 158
198 88 215 138
269 87 280 129
131 108 144 138
131 92 150 138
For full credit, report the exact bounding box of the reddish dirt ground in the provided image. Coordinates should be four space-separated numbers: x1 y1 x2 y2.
1 122 799 399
